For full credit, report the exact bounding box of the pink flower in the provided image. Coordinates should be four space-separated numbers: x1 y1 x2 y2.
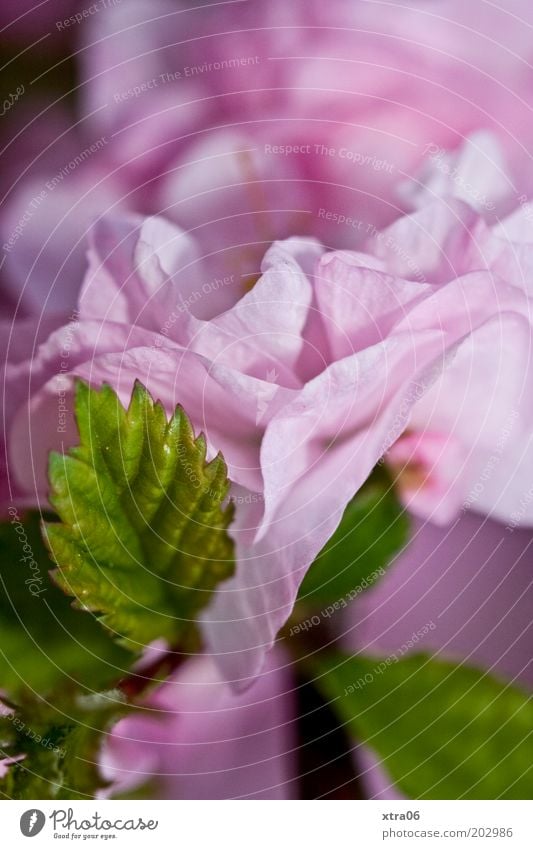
84 0 533 252
5 1 533 315
100 647 296 799
367 134 533 525
5 206 532 686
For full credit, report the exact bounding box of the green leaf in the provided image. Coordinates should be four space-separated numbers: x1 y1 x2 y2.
298 472 409 606
44 380 235 651
0 512 131 700
0 697 124 800
314 653 533 799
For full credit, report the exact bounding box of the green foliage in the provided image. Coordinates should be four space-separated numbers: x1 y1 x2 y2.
0 381 235 799
45 380 235 650
315 652 533 799
0 697 124 799
298 472 409 606
0 509 131 799
0 513 130 700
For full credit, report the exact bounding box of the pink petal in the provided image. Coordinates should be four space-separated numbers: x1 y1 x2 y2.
101 647 296 799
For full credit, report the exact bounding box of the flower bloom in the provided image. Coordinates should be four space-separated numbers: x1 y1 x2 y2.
101 647 296 799
4 193 533 685
4 0 533 315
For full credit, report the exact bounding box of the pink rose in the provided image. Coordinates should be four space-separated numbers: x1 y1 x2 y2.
5 205 532 686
